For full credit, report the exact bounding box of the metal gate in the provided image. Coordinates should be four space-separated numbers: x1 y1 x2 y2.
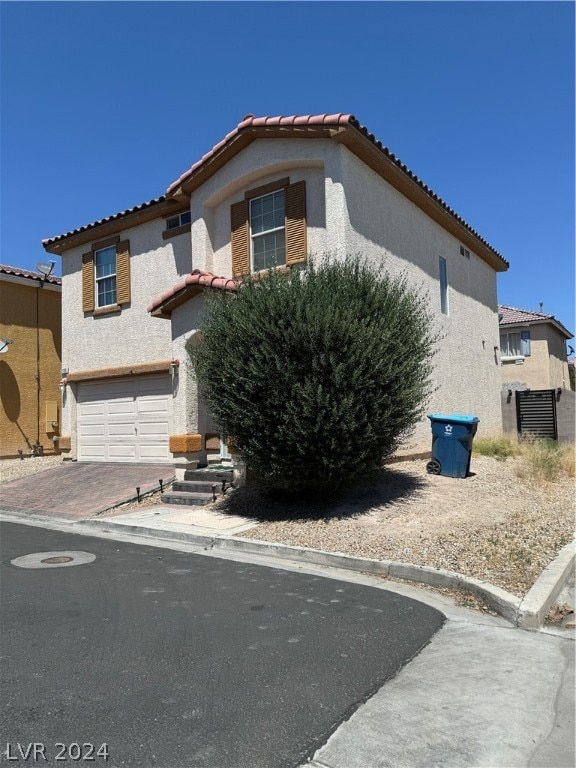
515 389 558 440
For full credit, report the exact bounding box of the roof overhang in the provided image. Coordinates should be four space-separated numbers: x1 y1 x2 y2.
148 270 239 318
500 317 573 340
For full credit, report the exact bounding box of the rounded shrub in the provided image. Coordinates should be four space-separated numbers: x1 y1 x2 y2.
192 256 437 493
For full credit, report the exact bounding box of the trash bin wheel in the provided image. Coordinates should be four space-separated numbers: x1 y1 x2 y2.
426 459 441 475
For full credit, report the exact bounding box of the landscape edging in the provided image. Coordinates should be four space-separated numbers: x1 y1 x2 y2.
516 541 575 629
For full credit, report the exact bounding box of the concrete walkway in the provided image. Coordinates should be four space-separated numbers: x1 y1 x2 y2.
0 463 174 517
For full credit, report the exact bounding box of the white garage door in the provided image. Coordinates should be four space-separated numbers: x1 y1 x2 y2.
77 375 173 463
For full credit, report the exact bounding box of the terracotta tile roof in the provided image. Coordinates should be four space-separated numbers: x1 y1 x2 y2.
42 112 507 269
0 263 61 285
498 304 573 339
42 197 166 247
147 269 239 316
165 113 353 194
498 304 554 324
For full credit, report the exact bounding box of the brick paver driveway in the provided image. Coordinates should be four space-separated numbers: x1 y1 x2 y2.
0 463 174 518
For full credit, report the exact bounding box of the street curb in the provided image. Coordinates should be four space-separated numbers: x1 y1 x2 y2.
77 519 522 624
8 511 572 629
516 541 575 629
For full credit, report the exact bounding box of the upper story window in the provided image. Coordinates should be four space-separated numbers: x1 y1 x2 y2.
166 211 191 230
500 331 531 359
439 256 449 315
95 246 117 307
250 190 286 272
230 177 307 278
459 245 470 259
82 237 131 314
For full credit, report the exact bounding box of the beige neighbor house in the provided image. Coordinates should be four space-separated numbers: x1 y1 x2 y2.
43 112 509 478
498 305 573 390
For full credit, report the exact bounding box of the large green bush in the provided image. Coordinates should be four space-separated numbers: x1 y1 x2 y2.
192 257 437 493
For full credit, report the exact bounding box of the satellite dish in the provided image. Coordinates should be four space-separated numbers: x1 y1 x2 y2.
0 338 13 354
36 260 56 277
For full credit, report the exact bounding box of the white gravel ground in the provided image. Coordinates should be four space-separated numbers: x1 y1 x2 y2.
1 455 63 483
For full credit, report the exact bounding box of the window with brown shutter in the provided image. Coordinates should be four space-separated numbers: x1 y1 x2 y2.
82 237 131 313
230 179 307 277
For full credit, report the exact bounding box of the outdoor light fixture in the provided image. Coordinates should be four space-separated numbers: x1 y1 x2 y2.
0 338 14 354
508 389 513 397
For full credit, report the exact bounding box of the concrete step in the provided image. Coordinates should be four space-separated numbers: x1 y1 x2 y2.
172 480 223 494
160 492 215 507
184 468 234 482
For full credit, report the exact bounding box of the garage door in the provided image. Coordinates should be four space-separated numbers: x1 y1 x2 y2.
77 375 173 462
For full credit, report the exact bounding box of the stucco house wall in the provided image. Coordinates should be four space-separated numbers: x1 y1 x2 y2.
0 271 62 458
500 322 571 391
337 147 502 448
59 217 190 455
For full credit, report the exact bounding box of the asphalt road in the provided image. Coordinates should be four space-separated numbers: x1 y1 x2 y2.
0 522 444 768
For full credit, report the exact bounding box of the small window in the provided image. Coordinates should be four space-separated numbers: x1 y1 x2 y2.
95 246 117 307
439 256 449 315
500 331 531 358
250 190 286 272
166 211 191 230
460 245 470 259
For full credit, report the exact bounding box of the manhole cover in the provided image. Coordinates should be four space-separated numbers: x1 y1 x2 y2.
10 551 96 569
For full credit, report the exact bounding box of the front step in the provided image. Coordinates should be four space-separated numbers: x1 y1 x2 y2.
160 491 215 507
162 467 235 507
172 480 223 493
183 468 234 482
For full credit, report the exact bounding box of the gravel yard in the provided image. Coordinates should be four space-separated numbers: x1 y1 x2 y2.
217 455 575 597
1 455 63 483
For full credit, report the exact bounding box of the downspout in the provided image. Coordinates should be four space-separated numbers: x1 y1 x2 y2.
35 283 41 453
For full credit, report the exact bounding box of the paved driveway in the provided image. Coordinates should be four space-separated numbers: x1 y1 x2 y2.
0 462 174 518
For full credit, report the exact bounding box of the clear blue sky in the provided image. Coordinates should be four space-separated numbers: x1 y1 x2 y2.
1 1 574 335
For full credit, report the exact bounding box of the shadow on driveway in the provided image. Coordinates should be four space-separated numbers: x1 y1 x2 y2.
0 462 174 518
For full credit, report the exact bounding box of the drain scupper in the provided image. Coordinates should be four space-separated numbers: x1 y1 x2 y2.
11 551 96 569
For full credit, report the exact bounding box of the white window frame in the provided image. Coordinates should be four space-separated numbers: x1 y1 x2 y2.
94 246 117 308
249 189 286 272
166 211 191 230
439 256 449 315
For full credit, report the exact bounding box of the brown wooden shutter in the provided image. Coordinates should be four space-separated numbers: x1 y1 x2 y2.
231 200 250 277
285 181 307 266
82 251 95 312
116 240 131 305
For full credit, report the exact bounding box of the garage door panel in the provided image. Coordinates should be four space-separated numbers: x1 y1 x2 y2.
109 422 137 437
77 375 172 463
108 400 137 416
108 444 138 460
138 445 170 460
138 420 171 436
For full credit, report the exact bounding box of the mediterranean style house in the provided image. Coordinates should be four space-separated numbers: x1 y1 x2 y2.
0 265 62 458
499 305 573 391
42 113 509 476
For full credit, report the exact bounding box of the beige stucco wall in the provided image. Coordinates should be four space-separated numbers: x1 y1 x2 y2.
500 323 570 390
60 217 191 456
336 146 502 449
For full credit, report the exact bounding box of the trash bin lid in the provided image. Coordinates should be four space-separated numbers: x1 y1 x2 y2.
427 413 479 423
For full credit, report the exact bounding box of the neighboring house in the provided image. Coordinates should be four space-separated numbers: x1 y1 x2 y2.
42 112 509 475
498 305 573 390
568 356 575 392
0 265 62 458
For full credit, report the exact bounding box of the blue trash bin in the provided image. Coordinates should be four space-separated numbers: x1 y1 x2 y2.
426 414 479 478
